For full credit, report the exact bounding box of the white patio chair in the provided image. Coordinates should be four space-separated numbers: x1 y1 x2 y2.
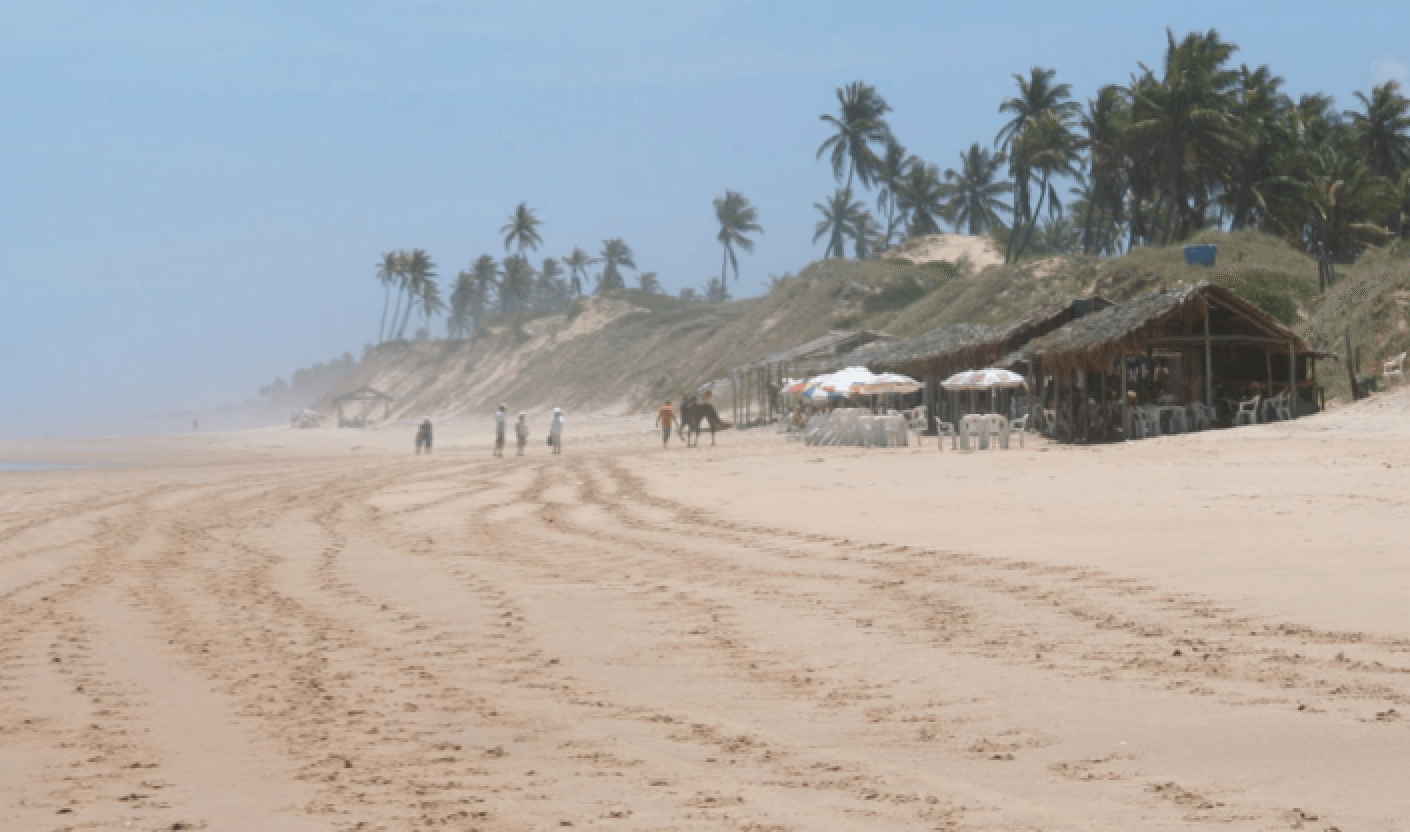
1009 414 1028 447
1271 390 1292 421
1189 403 1217 431
935 420 958 451
1233 394 1261 426
984 414 1010 449
1385 352 1406 384
1133 407 1160 439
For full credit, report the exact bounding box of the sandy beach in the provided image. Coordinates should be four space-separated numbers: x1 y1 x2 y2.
3 396 1409 832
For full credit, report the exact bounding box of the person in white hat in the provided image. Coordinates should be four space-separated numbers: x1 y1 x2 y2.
493 404 507 457
514 411 529 456
549 407 564 454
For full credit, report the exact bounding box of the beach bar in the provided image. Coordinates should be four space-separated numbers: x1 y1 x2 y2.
730 329 893 427
1009 283 1322 441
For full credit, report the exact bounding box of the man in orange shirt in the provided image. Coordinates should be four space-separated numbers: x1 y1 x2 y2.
654 400 676 448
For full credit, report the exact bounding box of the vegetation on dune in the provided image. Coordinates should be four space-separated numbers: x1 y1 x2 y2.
322 25 1410 414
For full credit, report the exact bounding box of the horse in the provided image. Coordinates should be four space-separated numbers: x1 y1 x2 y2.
679 395 730 447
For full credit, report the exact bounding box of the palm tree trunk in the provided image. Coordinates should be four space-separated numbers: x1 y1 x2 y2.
378 285 391 343
1080 194 1097 255
397 288 417 338
388 289 405 341
1015 175 1050 260
720 245 728 286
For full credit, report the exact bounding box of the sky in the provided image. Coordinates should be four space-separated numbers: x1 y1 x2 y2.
2 0 1407 437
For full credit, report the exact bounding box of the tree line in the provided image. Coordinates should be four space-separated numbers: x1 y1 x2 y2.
812 28 1410 283
375 194 764 342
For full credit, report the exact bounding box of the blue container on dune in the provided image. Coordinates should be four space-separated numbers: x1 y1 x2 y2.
1183 244 1218 266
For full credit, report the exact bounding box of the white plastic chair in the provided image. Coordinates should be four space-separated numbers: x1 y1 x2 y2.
1233 394 1261 426
1272 390 1292 421
1385 352 1406 384
1009 414 1028 447
935 421 958 451
1130 406 1159 439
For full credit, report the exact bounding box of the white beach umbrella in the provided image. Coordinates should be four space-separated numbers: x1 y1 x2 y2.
940 368 1028 391
854 372 921 395
816 366 878 394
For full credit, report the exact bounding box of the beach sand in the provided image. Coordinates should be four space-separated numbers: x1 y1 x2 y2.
2 394 1408 831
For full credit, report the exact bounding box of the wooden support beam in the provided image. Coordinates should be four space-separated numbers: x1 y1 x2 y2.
1203 300 1214 406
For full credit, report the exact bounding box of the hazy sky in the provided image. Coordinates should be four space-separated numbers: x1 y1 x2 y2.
3 0 1405 437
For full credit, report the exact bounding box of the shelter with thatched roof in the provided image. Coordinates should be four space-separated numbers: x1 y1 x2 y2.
730 330 894 427
1011 283 1321 441
332 386 395 428
860 298 1113 429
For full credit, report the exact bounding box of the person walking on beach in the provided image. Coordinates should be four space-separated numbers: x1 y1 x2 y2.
493 404 507 457
549 407 564 454
655 399 676 448
515 412 529 456
415 416 433 454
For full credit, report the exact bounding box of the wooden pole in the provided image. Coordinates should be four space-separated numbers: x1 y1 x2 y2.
1344 326 1360 401
1203 301 1214 406
1120 354 1129 437
1289 340 1297 419
1264 348 1273 422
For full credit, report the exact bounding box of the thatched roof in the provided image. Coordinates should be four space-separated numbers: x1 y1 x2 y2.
1014 283 1311 372
863 323 995 372
855 297 1112 376
746 329 894 369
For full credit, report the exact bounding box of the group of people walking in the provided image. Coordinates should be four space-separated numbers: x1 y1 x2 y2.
413 405 564 456
494 404 564 457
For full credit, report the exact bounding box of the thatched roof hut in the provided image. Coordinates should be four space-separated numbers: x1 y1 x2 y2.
1012 283 1325 441
1014 284 1310 373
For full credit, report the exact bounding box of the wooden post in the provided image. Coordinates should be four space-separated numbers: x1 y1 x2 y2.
1289 340 1297 419
1344 326 1360 401
1120 354 1129 437
1311 354 1319 411
1203 301 1214 405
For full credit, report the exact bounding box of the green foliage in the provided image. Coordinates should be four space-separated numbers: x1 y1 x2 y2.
862 276 929 313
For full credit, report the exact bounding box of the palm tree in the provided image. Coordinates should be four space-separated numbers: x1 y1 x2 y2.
535 258 568 312
713 189 763 285
563 246 597 296
375 250 404 343
395 249 437 338
894 160 948 238
1077 85 1130 252
637 271 662 293
416 272 445 334
1010 113 1081 259
501 202 544 256
817 81 894 191
813 188 865 258
1126 29 1242 243
705 277 730 303
996 67 1081 260
943 143 1012 235
1348 80 1410 179
1276 147 1395 289
874 139 911 246
851 210 885 259
1221 65 1294 233
597 238 635 292
499 255 535 316
447 270 475 337
470 254 498 331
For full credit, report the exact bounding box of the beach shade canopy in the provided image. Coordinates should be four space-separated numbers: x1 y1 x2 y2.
940 368 1028 391
854 372 921 395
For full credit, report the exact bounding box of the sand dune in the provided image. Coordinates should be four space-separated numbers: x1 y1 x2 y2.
2 397 1408 830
